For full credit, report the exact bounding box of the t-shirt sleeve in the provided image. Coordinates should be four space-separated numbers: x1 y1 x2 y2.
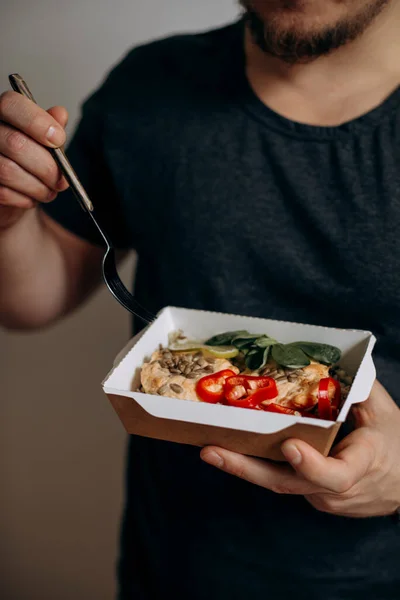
42 94 132 250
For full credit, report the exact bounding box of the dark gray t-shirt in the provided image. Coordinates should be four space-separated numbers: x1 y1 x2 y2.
44 21 400 600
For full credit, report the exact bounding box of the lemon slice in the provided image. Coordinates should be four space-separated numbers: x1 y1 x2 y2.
168 341 204 352
202 345 239 359
168 341 238 359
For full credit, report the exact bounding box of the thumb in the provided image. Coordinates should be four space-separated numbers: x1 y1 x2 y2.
281 430 374 493
352 380 398 428
47 106 69 129
46 106 69 191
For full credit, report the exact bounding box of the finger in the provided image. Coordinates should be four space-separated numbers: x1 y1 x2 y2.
46 109 69 190
0 124 67 191
0 91 66 148
47 106 69 129
281 430 375 494
0 155 57 203
200 446 321 495
0 186 37 209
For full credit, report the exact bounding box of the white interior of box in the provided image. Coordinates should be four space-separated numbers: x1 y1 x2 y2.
103 307 376 435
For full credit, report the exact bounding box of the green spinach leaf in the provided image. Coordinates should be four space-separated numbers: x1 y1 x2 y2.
289 342 341 365
271 344 311 369
205 330 248 346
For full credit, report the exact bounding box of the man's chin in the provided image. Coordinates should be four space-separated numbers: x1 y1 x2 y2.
243 15 349 64
241 0 390 64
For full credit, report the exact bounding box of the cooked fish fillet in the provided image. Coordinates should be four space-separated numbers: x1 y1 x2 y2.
141 350 239 401
260 362 330 410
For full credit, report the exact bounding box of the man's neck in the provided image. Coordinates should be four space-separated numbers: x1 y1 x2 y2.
244 3 400 127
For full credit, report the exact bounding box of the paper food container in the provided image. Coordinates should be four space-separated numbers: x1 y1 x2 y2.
102 307 376 461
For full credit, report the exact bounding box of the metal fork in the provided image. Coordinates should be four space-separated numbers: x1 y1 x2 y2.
9 73 155 325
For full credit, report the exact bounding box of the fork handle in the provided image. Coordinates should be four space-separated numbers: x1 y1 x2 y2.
9 73 93 213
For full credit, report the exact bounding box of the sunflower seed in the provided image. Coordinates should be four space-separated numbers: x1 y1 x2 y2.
170 383 183 394
192 364 203 372
266 369 278 378
170 368 181 375
207 358 216 364
287 374 299 383
159 361 167 369
165 360 174 367
197 358 208 367
184 365 192 375
275 375 288 382
158 384 170 395
186 373 199 379
204 365 214 373
163 352 173 360
194 351 203 358
260 366 271 373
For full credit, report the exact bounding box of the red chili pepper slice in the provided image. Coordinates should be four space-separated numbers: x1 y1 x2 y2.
225 376 278 408
318 377 341 420
331 407 339 420
248 376 277 390
225 394 267 409
225 384 248 403
246 384 279 403
224 375 277 401
196 370 236 404
260 403 299 415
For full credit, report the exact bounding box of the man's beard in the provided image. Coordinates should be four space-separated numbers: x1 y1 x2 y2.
240 1 390 64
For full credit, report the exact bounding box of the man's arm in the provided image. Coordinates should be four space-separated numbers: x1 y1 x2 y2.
0 208 104 330
0 91 103 330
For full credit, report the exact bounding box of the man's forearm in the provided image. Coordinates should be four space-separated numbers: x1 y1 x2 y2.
0 209 70 328
0 209 102 330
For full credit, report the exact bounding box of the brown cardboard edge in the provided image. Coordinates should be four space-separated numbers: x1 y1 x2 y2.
107 393 341 462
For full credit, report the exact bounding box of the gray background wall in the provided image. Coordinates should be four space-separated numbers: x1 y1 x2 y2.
0 1 237 598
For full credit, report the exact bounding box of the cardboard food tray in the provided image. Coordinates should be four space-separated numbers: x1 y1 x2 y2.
102 307 376 461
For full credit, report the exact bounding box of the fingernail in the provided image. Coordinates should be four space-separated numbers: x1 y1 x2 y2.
48 190 57 201
282 443 302 466
202 450 224 469
46 126 63 147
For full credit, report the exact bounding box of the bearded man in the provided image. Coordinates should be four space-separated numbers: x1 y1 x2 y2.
0 2 399 598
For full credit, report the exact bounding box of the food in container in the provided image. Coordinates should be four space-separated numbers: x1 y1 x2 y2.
139 329 354 421
103 306 376 460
